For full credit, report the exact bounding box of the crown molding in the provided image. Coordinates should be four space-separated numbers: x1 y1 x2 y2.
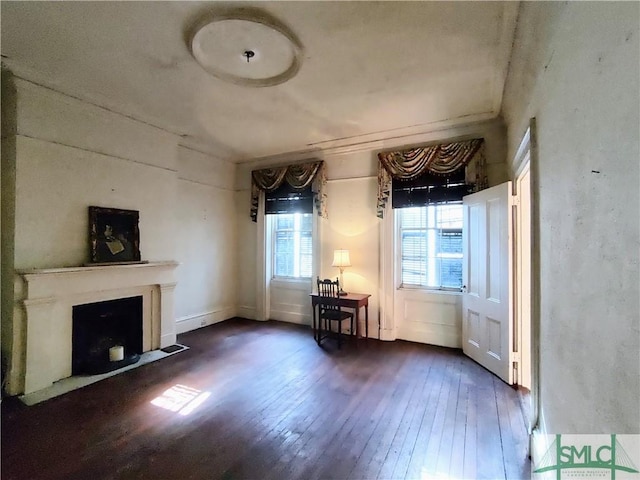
238 114 504 170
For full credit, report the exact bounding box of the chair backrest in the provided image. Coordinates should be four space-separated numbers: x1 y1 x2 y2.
316 277 342 312
317 277 340 298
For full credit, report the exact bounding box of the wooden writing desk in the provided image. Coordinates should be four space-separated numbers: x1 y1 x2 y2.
310 292 372 340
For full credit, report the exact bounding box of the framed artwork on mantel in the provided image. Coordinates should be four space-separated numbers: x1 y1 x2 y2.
89 206 141 264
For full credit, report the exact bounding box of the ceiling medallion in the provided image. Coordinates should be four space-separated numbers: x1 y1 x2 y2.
189 11 303 87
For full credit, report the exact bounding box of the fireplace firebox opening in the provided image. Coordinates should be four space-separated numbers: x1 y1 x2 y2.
72 296 143 375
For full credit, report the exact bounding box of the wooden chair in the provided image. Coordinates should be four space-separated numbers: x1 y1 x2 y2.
316 277 354 349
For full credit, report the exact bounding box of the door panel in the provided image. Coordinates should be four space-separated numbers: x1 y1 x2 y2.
466 308 480 347
468 204 481 297
462 182 513 384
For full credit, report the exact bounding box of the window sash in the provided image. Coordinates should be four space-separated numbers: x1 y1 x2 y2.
273 213 313 278
399 205 463 290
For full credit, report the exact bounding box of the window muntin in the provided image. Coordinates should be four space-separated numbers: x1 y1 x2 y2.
273 213 312 278
399 204 463 290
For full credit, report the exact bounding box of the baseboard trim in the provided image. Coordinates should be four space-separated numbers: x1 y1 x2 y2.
269 309 310 326
379 328 396 341
397 328 461 349
237 305 257 320
176 306 236 334
529 410 548 462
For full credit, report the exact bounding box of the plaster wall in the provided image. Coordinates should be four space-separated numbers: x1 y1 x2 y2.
236 189 258 320
1 71 17 385
319 175 380 336
502 2 640 433
174 146 238 332
13 137 177 268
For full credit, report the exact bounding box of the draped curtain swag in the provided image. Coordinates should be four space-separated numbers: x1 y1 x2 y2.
376 138 486 218
250 160 327 222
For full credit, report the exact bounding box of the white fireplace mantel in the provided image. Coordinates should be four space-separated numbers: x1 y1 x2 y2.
13 261 179 395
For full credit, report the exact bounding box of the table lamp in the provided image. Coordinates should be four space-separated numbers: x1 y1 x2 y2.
332 249 351 296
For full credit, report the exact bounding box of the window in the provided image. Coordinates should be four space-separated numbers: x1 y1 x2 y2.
398 204 463 290
272 213 313 278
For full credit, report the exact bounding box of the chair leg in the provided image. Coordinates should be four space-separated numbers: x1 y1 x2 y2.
338 320 342 349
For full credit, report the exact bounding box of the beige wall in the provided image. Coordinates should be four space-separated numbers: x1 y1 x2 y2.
174 146 238 332
502 2 639 433
1 71 18 387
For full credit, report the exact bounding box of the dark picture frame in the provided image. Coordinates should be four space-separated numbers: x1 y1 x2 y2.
89 206 141 264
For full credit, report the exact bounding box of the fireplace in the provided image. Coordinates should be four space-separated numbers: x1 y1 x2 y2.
72 296 143 375
11 261 179 395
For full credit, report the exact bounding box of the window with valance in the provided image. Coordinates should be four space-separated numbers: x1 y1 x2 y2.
376 138 486 217
250 160 327 222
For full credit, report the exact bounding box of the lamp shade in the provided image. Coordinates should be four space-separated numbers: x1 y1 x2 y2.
331 249 351 268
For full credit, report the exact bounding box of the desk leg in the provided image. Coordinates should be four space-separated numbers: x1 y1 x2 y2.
312 303 317 343
355 307 361 339
365 304 369 339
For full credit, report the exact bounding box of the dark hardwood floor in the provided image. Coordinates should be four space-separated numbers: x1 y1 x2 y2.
2 318 530 480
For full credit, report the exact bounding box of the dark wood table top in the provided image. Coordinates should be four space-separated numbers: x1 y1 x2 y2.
310 292 371 302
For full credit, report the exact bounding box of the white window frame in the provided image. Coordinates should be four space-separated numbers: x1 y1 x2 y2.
396 204 464 292
270 212 313 280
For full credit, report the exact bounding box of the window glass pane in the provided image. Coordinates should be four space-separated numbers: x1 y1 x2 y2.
440 257 463 288
438 229 462 254
274 231 294 277
301 213 313 231
437 204 463 228
400 207 427 229
401 230 427 286
276 214 294 230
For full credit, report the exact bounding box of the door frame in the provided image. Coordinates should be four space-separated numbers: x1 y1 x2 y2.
512 120 540 434
513 158 531 390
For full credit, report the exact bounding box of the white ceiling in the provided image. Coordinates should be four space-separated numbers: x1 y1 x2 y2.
1 1 519 162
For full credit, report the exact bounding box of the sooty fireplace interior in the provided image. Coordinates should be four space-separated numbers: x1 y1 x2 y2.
72 296 143 375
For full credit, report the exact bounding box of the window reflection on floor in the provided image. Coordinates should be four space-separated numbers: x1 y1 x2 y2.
150 384 211 416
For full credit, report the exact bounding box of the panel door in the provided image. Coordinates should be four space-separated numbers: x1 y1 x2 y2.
462 182 513 384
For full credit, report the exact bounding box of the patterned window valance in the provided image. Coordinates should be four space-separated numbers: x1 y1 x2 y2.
376 138 486 218
250 160 327 222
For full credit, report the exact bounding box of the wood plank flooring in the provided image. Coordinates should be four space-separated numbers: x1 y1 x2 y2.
1 318 531 480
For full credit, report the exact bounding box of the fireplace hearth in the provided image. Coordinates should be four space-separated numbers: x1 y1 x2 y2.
73 296 143 375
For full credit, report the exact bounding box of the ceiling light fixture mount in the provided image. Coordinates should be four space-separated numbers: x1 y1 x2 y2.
189 10 303 87
243 50 255 63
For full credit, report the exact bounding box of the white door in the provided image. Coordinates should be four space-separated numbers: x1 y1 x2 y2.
462 182 514 384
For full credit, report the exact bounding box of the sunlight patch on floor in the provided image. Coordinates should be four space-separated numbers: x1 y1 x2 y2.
151 384 211 416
